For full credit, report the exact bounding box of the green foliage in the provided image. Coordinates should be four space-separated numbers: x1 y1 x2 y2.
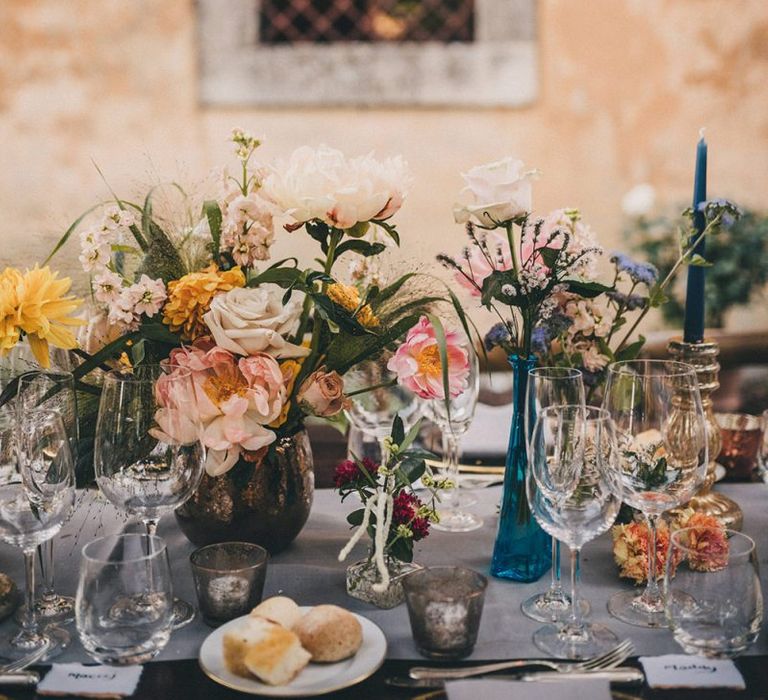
633 207 768 327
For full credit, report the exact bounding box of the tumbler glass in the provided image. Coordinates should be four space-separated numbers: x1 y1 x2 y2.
76 534 173 665
665 528 763 658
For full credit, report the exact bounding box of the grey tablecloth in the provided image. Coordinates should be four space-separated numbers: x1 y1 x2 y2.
0 484 765 662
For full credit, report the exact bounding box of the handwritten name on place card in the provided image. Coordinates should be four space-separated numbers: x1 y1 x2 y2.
37 663 143 698
639 654 745 689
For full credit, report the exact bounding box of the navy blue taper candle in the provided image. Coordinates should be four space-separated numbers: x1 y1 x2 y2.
683 131 708 343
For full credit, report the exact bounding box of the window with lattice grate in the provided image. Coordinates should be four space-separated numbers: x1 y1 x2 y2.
258 0 475 44
198 0 537 107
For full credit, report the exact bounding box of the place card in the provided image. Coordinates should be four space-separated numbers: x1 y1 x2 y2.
37 663 143 698
639 654 745 689
445 678 612 700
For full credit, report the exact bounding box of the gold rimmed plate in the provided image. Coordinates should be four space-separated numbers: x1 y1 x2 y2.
199 607 387 697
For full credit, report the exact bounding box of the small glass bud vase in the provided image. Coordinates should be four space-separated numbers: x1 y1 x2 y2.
346 552 419 609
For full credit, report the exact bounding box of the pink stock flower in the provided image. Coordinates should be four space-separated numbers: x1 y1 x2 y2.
158 343 286 476
387 316 470 400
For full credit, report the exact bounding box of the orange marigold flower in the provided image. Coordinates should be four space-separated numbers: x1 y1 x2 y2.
162 265 245 341
685 514 729 572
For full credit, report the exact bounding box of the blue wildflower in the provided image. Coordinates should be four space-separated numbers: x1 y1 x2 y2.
607 290 646 311
610 252 658 286
531 326 549 355
484 323 511 352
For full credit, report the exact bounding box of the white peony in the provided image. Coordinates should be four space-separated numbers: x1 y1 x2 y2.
203 285 309 358
262 145 411 230
453 157 538 228
621 184 656 218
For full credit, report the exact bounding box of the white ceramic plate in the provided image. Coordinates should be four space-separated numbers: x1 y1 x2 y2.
199 608 387 697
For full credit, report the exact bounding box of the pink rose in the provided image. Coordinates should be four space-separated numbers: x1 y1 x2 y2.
387 316 470 400
297 367 349 417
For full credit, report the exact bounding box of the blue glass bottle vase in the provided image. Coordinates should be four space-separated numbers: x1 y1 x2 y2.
490 354 552 581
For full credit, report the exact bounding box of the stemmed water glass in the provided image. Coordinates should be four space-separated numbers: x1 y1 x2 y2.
0 406 75 661
426 348 482 532
522 367 586 622
603 359 708 628
527 405 622 658
344 355 422 460
94 364 205 629
15 370 78 625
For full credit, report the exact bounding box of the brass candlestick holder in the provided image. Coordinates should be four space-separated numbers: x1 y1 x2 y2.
667 338 743 530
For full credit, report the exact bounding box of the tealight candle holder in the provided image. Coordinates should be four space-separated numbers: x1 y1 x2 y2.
667 338 743 529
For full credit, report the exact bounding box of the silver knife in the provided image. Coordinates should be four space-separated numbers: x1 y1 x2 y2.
386 667 644 689
0 671 40 687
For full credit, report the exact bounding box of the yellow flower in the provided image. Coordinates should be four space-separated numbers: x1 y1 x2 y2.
0 268 23 355
326 282 379 329
269 358 304 428
11 266 83 368
162 265 245 341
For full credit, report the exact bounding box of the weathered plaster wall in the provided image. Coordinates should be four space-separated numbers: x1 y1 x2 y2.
1 0 766 328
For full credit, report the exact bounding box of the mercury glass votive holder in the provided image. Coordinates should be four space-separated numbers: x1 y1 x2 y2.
190 542 268 627
402 566 487 659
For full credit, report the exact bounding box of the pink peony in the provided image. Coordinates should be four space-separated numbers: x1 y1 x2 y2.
455 230 513 297
158 342 286 476
387 316 470 400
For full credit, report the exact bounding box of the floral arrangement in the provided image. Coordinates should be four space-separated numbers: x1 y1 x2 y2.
629 195 759 329
33 129 466 482
336 416 449 592
529 199 741 395
612 509 727 583
0 266 83 368
438 158 610 361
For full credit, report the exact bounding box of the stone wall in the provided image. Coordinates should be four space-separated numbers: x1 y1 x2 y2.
1 0 766 329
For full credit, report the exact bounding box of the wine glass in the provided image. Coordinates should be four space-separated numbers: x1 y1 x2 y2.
15 370 78 625
522 367 586 622
527 405 622 658
0 406 75 661
344 355 422 460
426 348 482 532
94 364 205 629
603 359 708 628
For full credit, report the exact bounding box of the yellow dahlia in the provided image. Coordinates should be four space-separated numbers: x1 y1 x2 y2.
162 265 245 340
0 268 23 355
11 266 83 368
326 282 379 329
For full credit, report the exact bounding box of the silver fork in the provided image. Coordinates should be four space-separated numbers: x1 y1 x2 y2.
0 639 50 675
409 639 635 680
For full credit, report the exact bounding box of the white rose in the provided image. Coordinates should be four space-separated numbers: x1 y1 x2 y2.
621 184 656 218
453 157 537 228
203 286 309 359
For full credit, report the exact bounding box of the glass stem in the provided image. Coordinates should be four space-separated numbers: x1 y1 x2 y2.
441 429 460 512
640 513 663 608
550 539 563 593
568 546 583 630
20 548 38 638
144 519 159 537
38 540 56 603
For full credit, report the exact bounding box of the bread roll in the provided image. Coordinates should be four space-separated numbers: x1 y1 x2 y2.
250 596 302 629
294 605 363 662
223 616 310 685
